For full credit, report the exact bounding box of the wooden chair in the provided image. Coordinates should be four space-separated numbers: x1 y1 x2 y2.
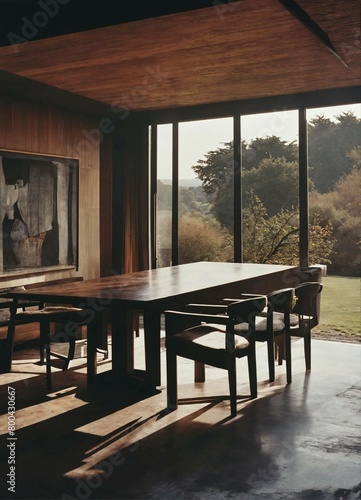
6 302 88 390
0 278 103 390
165 296 266 417
285 281 323 383
0 286 41 369
213 288 295 383
235 288 295 383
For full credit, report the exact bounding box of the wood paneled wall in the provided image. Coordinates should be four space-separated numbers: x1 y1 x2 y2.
0 95 108 287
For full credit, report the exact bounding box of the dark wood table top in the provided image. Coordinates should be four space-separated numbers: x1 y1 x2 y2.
5 262 294 307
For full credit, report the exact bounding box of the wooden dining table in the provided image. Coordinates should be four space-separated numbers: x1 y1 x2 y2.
6 262 296 390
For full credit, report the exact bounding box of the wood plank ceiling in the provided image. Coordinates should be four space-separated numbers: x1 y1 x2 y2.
0 0 359 111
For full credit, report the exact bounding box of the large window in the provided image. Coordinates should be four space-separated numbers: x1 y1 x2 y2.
307 103 361 276
241 110 299 264
156 124 173 268
150 93 360 277
178 118 233 265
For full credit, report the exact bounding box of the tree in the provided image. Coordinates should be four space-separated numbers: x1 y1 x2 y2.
347 146 361 169
242 135 298 170
310 165 361 275
178 214 233 264
192 141 233 199
308 112 361 193
193 137 300 231
192 135 298 197
242 193 334 266
242 156 299 217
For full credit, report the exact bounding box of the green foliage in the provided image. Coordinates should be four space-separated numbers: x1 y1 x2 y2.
178 214 233 264
242 193 299 264
209 175 233 230
192 135 299 199
192 141 233 198
192 140 300 231
242 135 298 170
242 193 334 266
308 214 335 266
347 146 361 168
243 156 300 217
157 181 210 213
330 163 361 217
308 112 361 193
310 166 361 275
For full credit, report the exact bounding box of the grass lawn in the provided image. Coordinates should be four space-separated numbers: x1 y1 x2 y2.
318 275 361 336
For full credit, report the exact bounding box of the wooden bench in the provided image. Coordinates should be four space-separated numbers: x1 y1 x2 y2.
0 277 84 374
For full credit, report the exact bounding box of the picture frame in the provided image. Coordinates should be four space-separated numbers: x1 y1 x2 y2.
0 149 79 273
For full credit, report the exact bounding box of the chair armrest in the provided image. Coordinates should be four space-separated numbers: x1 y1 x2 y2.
221 294 263 304
165 309 231 336
166 296 267 335
186 303 228 314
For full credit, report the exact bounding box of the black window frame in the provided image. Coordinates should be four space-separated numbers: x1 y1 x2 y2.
148 86 361 268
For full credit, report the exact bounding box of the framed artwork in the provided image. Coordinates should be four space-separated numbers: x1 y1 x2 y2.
0 149 79 273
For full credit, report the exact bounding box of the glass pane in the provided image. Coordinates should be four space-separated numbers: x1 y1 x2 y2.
178 118 234 264
156 124 172 268
307 103 361 276
241 110 299 264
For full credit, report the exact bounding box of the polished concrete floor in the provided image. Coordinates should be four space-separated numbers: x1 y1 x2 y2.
0 334 360 500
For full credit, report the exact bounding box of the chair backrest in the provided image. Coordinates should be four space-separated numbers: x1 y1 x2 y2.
0 286 32 325
292 266 322 285
293 282 323 328
268 288 294 312
226 296 267 331
226 296 267 352
267 288 294 328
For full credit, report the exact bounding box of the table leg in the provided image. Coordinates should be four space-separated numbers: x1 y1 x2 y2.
0 324 14 373
0 300 18 373
143 309 162 388
111 304 134 379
